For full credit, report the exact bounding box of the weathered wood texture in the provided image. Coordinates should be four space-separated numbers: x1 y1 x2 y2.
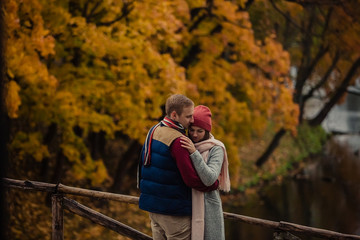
279 221 360 240
4 178 360 240
51 194 63 240
3 178 138 204
224 212 360 239
63 197 152 240
274 231 302 240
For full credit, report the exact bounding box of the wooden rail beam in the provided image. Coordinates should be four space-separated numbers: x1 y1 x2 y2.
57 184 139 204
3 178 56 192
2 178 139 204
224 212 279 228
223 212 360 240
278 221 360 240
63 197 152 240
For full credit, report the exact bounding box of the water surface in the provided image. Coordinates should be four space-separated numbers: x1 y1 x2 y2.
224 137 360 239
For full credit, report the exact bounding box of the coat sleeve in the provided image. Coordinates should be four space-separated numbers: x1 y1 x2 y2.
170 138 219 192
190 146 224 186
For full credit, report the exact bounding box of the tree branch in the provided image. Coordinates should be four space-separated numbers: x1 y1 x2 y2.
288 7 315 104
270 0 305 33
88 1 102 19
309 57 360 126
320 7 332 39
255 128 287 167
206 0 214 15
302 50 340 103
188 8 208 32
295 19 329 107
97 2 134 26
82 0 90 18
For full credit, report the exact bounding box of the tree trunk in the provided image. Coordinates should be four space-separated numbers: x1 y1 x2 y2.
0 1 9 237
41 123 57 182
256 128 286 167
111 140 142 192
89 131 106 160
51 151 65 184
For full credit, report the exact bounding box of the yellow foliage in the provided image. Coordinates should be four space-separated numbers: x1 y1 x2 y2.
5 80 21 118
4 0 360 238
10 132 50 162
7 191 51 240
91 160 110 186
186 0 206 9
4 0 299 195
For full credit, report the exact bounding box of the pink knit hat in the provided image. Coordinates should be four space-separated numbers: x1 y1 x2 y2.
193 105 212 132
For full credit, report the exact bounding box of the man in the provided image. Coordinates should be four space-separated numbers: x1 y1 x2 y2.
138 94 218 240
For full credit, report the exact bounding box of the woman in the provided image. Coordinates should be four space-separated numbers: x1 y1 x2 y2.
180 105 230 240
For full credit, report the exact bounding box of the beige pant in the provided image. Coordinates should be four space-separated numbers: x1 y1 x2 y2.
149 212 191 240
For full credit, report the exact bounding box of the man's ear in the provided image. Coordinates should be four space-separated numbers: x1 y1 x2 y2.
170 110 177 120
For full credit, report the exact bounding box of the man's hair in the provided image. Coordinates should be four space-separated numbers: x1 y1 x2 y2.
165 94 194 117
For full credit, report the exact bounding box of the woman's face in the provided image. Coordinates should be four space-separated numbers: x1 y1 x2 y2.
188 126 206 143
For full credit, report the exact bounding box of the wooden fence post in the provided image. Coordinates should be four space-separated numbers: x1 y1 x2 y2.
52 194 64 240
274 231 302 240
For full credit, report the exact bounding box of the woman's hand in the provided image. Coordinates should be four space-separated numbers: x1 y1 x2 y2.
180 136 197 154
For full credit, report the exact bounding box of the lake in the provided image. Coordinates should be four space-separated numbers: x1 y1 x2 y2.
224 135 360 239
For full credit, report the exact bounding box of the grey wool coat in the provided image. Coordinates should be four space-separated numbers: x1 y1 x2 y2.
190 145 225 240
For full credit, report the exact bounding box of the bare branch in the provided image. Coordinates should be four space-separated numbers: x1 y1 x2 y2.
303 50 340 103
206 0 214 15
88 1 102 18
270 0 304 33
97 3 134 26
309 57 360 126
82 0 90 18
320 7 333 39
294 5 329 106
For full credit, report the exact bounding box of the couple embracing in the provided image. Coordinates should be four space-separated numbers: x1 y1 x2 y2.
138 94 230 240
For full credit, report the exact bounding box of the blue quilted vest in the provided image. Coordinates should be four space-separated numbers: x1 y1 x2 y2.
139 126 191 216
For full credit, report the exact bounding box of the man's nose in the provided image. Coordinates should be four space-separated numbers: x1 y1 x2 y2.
190 116 194 123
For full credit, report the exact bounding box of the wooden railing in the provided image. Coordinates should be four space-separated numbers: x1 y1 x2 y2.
3 178 360 240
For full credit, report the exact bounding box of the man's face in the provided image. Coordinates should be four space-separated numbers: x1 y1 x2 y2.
172 105 194 129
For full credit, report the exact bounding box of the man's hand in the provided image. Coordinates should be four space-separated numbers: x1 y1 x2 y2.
180 136 196 154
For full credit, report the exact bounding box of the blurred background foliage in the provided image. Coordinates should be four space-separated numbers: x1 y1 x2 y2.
3 0 360 239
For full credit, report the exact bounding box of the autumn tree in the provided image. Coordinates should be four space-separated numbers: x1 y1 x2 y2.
4 0 189 189
173 0 299 183
4 0 298 191
3 1 302 238
246 0 360 166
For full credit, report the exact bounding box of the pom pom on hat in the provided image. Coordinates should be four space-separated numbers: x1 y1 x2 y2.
193 105 212 132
